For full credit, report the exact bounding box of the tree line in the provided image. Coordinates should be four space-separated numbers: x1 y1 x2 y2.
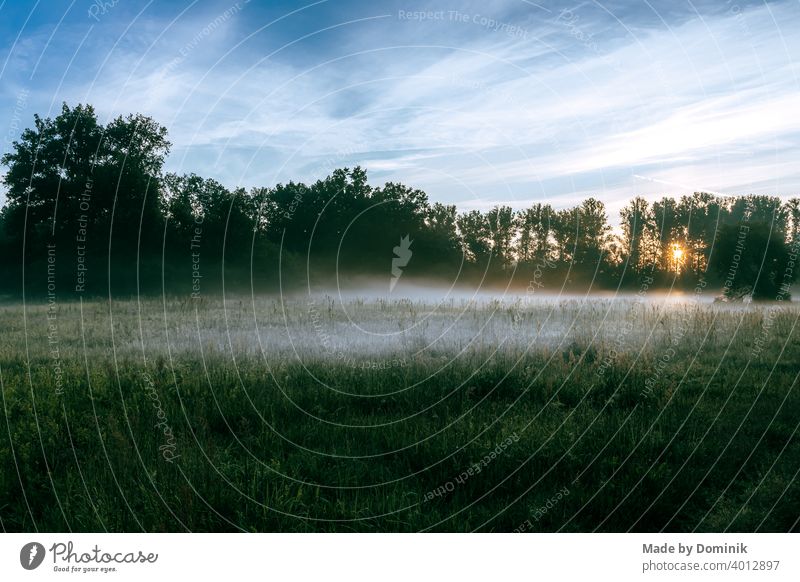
1 104 798 299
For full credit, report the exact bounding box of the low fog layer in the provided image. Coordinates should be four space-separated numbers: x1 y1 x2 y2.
93 289 796 367
292 280 723 304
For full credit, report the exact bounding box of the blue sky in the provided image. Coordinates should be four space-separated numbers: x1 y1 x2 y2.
1 0 799 221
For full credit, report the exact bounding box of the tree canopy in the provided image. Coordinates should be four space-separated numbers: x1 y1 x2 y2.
1 104 798 300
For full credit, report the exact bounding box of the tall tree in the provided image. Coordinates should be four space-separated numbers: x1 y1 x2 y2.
2 104 103 249
1 103 170 293
712 222 794 300
457 210 492 266
552 206 579 264
651 196 682 273
575 197 611 267
620 196 650 275
515 203 554 264
486 205 515 269
417 202 462 274
787 198 800 246
679 192 722 275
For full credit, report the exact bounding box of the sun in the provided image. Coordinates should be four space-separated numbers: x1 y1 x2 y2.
670 243 685 275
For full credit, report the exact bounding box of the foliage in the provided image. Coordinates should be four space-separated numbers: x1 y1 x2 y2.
1 104 798 299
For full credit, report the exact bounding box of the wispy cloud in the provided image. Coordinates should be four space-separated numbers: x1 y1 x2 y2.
1 0 799 220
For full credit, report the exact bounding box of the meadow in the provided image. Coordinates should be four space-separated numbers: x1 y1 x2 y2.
1 291 798 532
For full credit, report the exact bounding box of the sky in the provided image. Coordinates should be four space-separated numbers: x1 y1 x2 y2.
1 0 799 222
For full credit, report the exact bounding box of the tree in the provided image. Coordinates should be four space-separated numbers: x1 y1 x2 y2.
1 104 104 250
426 202 459 248
416 202 462 275
161 173 258 292
620 196 650 275
1 103 170 293
679 192 722 275
457 210 492 266
787 198 800 246
552 206 579 265
576 197 611 268
515 203 554 264
726 195 786 232
486 205 515 269
651 196 682 274
712 221 794 300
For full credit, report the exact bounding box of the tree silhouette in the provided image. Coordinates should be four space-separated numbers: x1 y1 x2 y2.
457 210 492 267
515 203 554 266
1 103 169 293
620 196 649 277
486 205 515 270
1 104 798 300
713 221 793 300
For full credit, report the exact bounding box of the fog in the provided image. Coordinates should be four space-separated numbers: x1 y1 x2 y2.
292 278 722 305
115 280 796 366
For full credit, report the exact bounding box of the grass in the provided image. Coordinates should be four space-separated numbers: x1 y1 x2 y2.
1 293 798 532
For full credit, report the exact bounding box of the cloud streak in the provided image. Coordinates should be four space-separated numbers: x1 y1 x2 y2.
1 0 799 221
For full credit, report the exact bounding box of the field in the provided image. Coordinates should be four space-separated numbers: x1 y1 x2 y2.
1 291 799 532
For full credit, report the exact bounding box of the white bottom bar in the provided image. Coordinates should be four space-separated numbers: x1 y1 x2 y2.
1 534 797 581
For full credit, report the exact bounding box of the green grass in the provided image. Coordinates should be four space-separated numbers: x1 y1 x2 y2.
1 295 798 532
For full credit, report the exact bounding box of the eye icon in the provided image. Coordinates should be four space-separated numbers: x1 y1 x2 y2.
20 542 46 570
